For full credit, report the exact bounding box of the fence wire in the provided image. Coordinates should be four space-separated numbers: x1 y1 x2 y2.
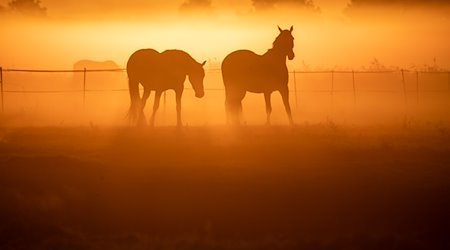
1 67 450 113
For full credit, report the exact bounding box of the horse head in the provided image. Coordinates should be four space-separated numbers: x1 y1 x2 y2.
276 26 295 60
188 61 206 98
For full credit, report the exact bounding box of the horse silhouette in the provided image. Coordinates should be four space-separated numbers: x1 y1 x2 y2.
72 60 120 86
127 49 206 126
222 26 295 125
73 60 119 71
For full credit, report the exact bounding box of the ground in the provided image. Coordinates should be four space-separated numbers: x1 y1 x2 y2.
0 125 449 249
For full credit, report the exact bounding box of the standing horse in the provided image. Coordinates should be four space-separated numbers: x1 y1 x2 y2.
127 49 206 126
222 26 295 125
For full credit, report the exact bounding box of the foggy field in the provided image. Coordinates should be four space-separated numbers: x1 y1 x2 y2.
1 1 449 248
1 125 449 249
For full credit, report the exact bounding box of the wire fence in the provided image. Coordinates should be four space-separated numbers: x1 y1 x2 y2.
1 66 449 113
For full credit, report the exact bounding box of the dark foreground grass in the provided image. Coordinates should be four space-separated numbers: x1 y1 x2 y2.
0 125 449 249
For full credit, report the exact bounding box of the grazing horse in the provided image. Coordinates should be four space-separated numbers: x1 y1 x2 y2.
222 26 295 125
127 49 206 126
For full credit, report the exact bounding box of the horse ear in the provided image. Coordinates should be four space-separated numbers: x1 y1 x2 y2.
201 61 206 66
290 26 293 32
278 25 282 33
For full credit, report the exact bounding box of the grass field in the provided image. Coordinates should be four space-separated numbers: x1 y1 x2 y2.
0 125 449 249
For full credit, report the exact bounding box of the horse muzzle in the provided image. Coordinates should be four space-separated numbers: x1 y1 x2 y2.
195 91 205 98
288 52 295 60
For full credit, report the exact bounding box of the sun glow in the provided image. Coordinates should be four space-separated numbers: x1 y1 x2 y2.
1 7 449 71
2 19 277 69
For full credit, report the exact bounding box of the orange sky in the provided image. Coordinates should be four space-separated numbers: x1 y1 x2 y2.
0 1 348 18
0 0 449 70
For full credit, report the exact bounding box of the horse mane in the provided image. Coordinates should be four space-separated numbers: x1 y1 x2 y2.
161 50 201 74
272 33 283 48
264 34 283 55
164 50 197 63
264 31 292 59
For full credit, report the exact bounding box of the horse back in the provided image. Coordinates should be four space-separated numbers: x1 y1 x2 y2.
127 49 193 90
126 49 160 80
222 50 288 93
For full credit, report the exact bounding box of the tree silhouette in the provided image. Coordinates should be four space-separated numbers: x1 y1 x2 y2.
347 0 450 10
252 0 317 11
8 0 46 16
348 0 450 7
179 0 214 17
346 0 450 16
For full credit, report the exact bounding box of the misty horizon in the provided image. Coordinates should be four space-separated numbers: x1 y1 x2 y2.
1 0 450 19
1 1 449 71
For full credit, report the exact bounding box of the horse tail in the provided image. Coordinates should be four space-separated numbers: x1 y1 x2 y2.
127 78 140 122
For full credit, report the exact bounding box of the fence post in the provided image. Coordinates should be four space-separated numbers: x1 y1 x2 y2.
0 67 3 112
293 70 298 109
416 71 419 104
352 70 356 107
401 69 407 106
447 71 450 99
83 67 87 109
331 70 334 105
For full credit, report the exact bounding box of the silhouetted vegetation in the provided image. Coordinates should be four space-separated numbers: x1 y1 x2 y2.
179 0 213 16
5 0 46 17
252 0 316 10
346 0 450 16
348 0 450 8
0 4 6 14
248 0 321 20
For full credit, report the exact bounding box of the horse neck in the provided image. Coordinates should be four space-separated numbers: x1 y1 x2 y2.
263 48 287 64
185 59 199 76
163 51 197 75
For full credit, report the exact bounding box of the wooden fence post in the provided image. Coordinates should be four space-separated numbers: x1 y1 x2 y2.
293 70 298 109
352 70 356 107
83 68 87 109
0 67 3 112
331 70 334 105
447 71 450 99
416 71 419 104
401 69 407 106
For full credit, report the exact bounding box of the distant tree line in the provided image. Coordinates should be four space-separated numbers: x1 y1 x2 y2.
251 0 317 11
1 0 448 18
346 0 450 12
0 0 46 17
348 0 450 7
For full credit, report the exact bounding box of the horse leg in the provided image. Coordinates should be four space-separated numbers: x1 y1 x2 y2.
264 92 272 125
175 88 184 127
225 90 233 125
141 88 151 109
150 91 162 126
127 78 141 123
236 90 247 124
138 88 151 126
280 87 294 125
234 91 246 125
225 88 244 125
